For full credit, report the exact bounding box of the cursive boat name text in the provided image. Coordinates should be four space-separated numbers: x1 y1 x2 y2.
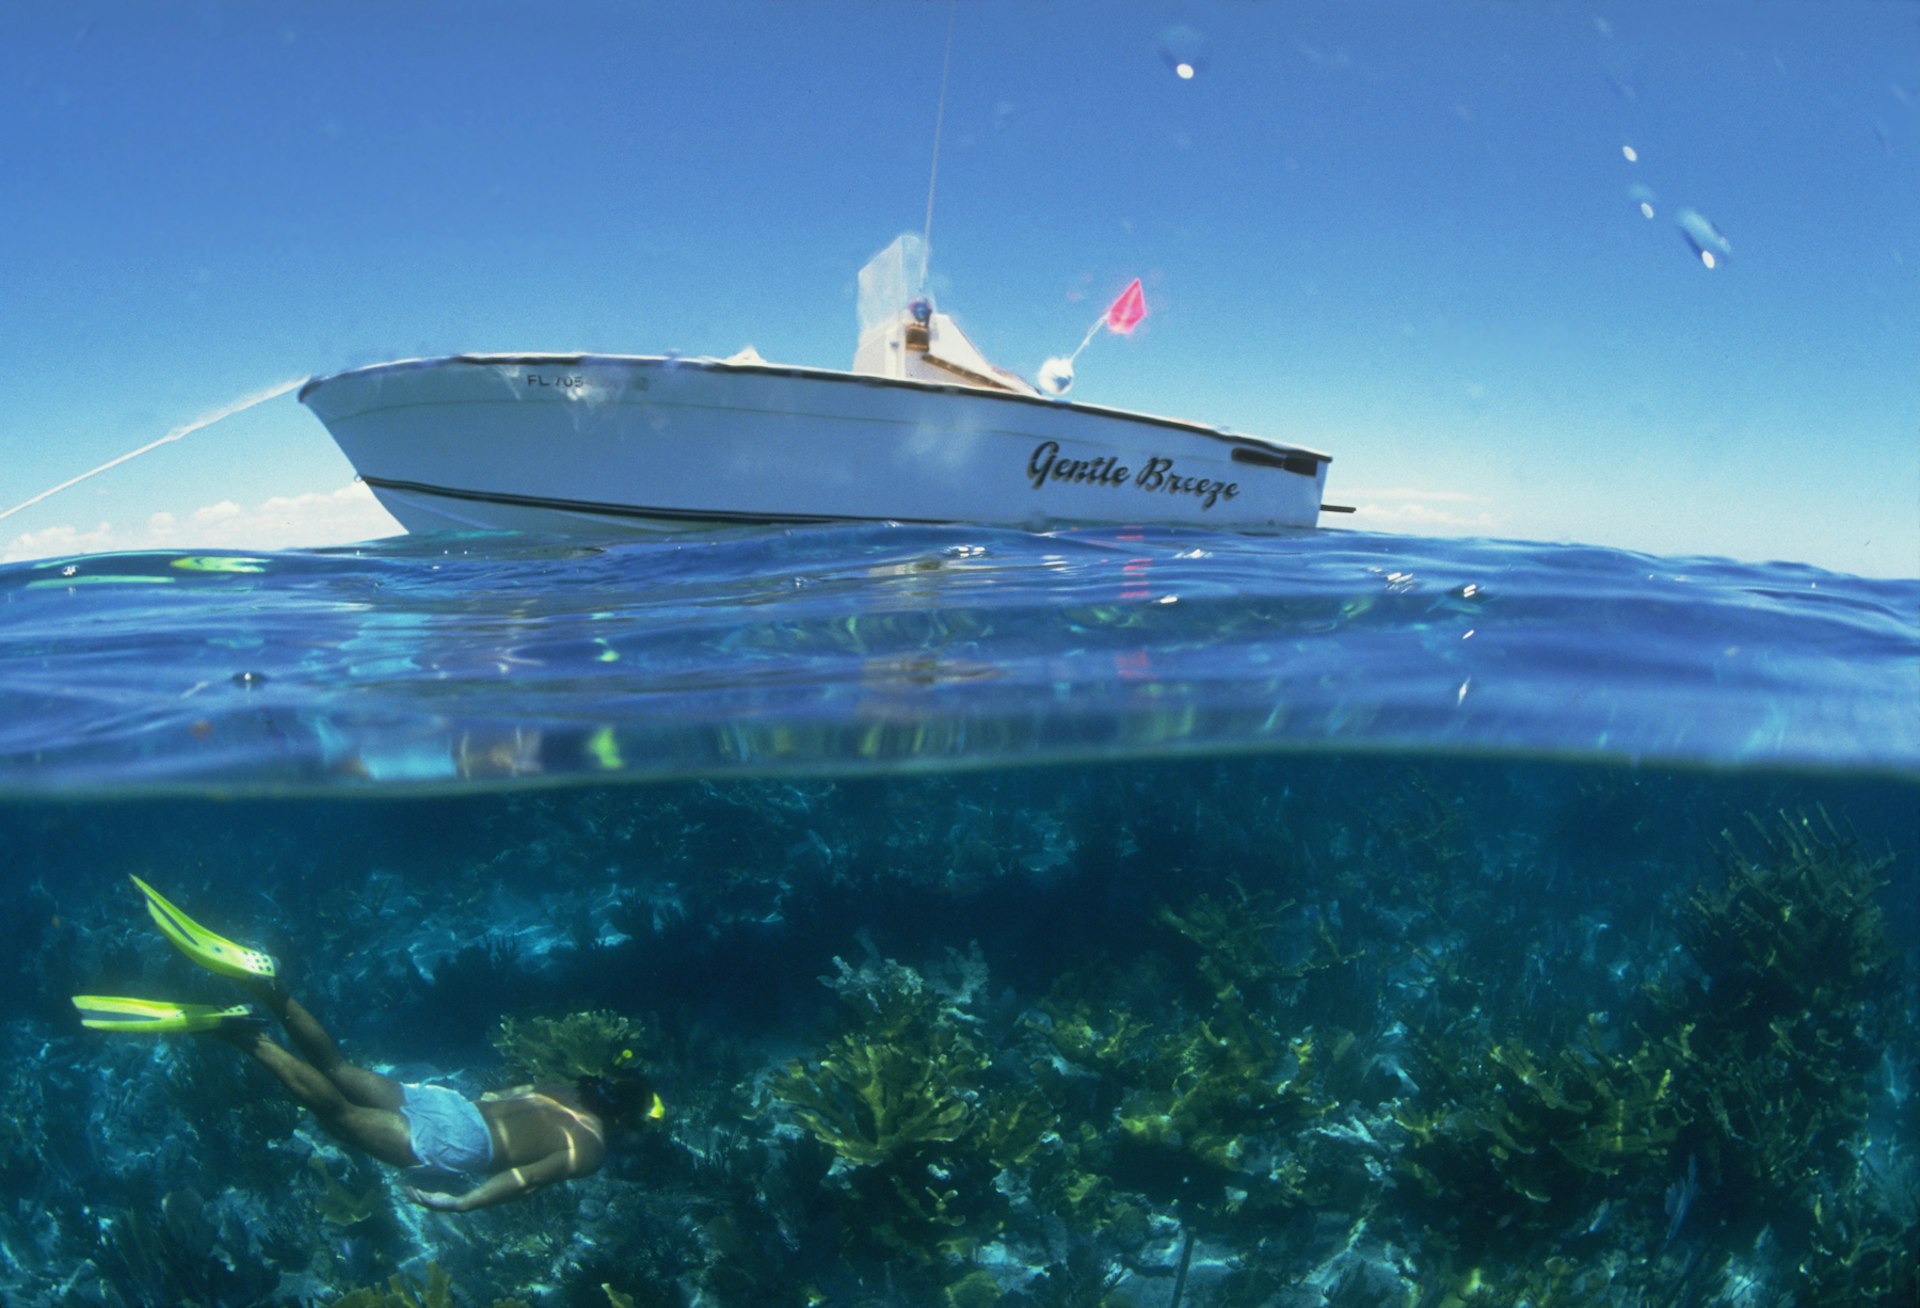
1027 440 1238 510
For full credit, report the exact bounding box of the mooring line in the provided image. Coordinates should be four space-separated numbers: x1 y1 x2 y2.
0 376 308 524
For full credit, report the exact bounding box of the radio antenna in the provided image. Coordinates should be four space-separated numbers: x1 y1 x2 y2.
919 1 959 287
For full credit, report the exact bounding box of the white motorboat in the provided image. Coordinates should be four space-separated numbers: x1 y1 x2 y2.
299 237 1337 536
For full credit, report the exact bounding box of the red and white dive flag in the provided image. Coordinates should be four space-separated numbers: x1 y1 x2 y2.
1104 278 1147 335
1039 277 1150 396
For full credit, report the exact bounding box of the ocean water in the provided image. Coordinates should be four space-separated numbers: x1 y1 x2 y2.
0 525 1914 1307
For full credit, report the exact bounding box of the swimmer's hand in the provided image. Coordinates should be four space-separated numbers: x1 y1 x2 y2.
402 1147 590 1211
404 1185 467 1213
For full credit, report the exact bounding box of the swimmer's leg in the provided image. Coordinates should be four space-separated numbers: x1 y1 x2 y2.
218 1022 418 1169
242 982 406 1111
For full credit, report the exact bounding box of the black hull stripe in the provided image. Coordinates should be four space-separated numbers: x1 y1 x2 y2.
364 477 951 527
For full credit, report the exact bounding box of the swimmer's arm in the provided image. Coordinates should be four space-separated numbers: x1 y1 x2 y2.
406 1147 587 1213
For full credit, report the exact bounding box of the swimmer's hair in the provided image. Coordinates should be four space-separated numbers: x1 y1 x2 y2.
575 1067 659 1131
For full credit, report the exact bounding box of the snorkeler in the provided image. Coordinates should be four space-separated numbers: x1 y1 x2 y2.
72 878 661 1213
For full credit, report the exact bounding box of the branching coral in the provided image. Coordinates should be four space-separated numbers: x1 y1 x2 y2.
333 1261 531 1308
1378 772 1473 903
1658 809 1907 1299
774 1034 979 1167
490 1009 652 1084
773 954 989 1171
333 1262 455 1308
770 960 1017 1265
1156 881 1354 1004
1034 995 1154 1082
1391 1020 1681 1254
1028 892 1361 1234
1799 1185 1919 1307
1664 811 1892 1184
309 1155 383 1228
1679 810 1893 1037
1116 999 1329 1181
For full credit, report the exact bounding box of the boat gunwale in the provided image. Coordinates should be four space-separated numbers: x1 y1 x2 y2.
298 352 1333 465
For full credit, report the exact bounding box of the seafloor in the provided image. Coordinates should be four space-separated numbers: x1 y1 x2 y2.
1 754 1914 1307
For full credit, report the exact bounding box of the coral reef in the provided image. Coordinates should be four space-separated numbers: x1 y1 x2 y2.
0 761 1911 1307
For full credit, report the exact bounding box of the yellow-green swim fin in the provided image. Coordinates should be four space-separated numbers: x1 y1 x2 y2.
130 876 277 980
72 995 257 1034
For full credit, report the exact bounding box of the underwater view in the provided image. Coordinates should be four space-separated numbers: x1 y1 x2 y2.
1 526 1915 1307
3 1 1916 1305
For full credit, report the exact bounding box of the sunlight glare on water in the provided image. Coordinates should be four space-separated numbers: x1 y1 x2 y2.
0 528 1912 794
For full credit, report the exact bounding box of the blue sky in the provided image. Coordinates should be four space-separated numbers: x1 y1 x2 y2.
2 1 1915 576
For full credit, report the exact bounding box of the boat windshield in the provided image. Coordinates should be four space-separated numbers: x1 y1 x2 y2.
857 233 929 337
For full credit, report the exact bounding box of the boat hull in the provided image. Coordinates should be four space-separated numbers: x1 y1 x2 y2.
299 355 1330 535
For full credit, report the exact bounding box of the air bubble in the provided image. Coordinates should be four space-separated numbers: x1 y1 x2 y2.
1628 183 1657 219
1675 209 1732 269
1155 24 1209 80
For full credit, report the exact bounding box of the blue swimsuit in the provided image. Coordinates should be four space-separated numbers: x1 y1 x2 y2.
399 1083 495 1174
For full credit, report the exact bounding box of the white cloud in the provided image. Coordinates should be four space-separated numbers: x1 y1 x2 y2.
2 482 403 562
1341 487 1484 504
1340 488 1502 534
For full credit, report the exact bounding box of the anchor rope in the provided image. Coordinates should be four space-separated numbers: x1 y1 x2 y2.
0 377 307 525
